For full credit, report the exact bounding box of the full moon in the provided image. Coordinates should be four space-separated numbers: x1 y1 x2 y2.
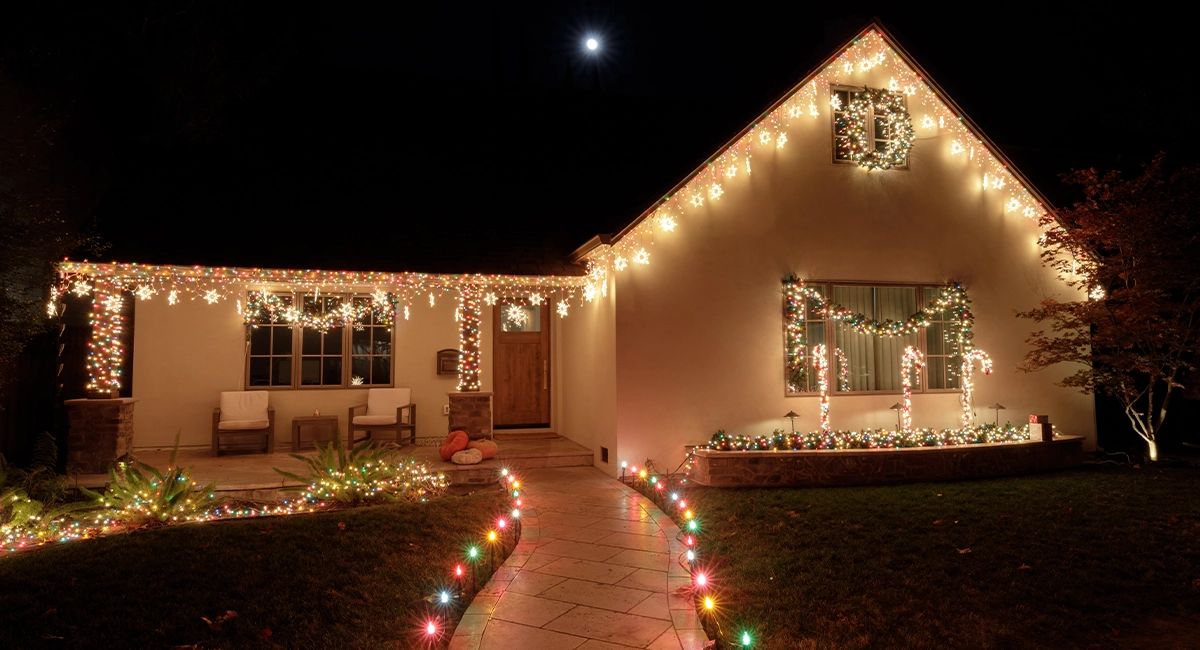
586 38 598 51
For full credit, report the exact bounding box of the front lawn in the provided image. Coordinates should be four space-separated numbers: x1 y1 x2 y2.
685 465 1200 649
0 489 512 649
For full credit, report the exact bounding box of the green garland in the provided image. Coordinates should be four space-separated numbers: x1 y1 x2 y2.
244 291 398 331
840 88 914 171
783 279 973 393
708 424 1026 451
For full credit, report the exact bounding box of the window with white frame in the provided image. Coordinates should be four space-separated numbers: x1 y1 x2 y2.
785 282 960 395
246 293 393 389
831 85 907 166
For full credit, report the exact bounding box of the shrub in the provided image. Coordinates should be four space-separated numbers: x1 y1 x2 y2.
275 437 448 505
80 433 218 526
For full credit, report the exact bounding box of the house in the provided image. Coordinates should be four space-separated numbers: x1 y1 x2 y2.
54 25 1095 477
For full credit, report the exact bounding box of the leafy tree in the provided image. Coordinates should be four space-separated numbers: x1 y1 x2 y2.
1018 155 1200 461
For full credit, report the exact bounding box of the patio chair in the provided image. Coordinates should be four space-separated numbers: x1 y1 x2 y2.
212 391 275 456
348 388 416 446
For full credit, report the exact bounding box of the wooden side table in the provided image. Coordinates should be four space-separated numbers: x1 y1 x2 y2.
291 415 340 452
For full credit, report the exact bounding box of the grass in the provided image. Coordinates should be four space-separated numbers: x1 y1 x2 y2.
0 488 514 649
681 464 1200 650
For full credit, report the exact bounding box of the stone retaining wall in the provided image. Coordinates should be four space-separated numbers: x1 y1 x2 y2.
65 398 138 474
448 391 493 440
692 436 1084 487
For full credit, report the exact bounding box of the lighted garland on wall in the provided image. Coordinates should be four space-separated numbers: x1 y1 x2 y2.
841 87 914 170
243 290 398 331
86 289 125 394
583 29 1052 281
707 423 1028 452
457 287 482 391
783 278 974 394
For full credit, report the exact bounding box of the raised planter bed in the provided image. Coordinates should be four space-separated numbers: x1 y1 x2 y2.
691 436 1084 487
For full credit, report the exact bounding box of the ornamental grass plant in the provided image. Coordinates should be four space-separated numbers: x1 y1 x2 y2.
274 435 448 505
79 432 219 526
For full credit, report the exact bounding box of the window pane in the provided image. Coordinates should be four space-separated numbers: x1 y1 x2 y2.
834 116 851 136
323 357 342 385
250 327 270 355
352 327 371 354
373 327 391 355
833 89 849 110
927 357 946 390
372 356 391 385
301 357 321 385
945 355 962 389
927 323 945 355
271 357 291 386
249 358 270 386
834 136 852 160
352 356 370 384
835 326 873 392
303 296 317 311
302 328 321 355
874 116 889 140
324 328 342 355
804 285 826 316
502 305 541 332
273 326 292 355
323 297 339 312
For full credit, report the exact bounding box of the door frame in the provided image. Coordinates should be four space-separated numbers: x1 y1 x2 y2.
491 302 552 428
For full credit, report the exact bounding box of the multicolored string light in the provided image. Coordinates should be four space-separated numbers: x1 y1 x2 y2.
812 344 830 433
960 349 993 427
900 345 925 432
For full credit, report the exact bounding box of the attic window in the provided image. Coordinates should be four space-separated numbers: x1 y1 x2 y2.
831 85 908 168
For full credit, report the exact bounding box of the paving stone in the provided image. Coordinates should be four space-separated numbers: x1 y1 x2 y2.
539 524 621 544
646 627 684 650
615 568 668 593
507 570 568 596
478 619 588 650
535 557 638 584
627 592 671 621
521 551 566 572
587 518 662 536
537 539 625 562
538 511 606 528
669 608 702 630
676 627 711 650
577 640 641 650
606 548 670 571
540 578 656 612
595 532 672 553
490 591 577 627
544 605 673 647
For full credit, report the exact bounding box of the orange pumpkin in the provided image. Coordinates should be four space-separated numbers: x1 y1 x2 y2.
439 430 469 461
468 439 499 460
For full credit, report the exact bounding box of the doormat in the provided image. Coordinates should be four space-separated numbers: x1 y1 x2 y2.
494 431 559 440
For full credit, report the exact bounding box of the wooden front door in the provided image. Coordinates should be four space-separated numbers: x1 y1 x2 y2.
493 303 550 428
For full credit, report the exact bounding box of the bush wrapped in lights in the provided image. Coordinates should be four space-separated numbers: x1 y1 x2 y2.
708 423 1029 452
275 437 449 505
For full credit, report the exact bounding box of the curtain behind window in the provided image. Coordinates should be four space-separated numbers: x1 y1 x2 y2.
833 286 917 391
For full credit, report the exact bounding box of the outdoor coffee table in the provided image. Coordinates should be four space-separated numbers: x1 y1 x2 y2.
291 415 339 451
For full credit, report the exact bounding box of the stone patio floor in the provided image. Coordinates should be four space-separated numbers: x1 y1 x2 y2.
451 466 707 650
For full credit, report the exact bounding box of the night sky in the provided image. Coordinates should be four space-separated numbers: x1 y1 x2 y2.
3 3 1192 274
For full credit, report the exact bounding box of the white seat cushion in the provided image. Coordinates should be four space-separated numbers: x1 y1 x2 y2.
366 388 411 423
220 391 269 422
353 415 397 426
217 419 271 431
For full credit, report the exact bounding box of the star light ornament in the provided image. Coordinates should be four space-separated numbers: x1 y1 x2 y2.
556 300 569 318
203 290 221 305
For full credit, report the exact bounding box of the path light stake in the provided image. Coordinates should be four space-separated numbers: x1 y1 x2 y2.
989 403 1007 426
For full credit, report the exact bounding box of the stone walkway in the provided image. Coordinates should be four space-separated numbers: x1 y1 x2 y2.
450 466 707 650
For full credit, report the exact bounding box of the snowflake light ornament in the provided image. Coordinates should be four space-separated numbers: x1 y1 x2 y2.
104 295 122 312
758 130 771 145
689 193 704 208
556 300 569 318
404 305 410 320
776 133 787 148
429 293 436 307
830 93 842 111
483 293 497 306
351 375 364 386
530 292 544 306
46 300 57 318
203 290 221 305
613 256 628 271
659 215 676 232
583 284 596 302
921 115 935 129
71 281 92 297
372 289 389 307
633 249 650 265
168 290 179 305
135 285 155 301
709 184 723 201
505 305 528 327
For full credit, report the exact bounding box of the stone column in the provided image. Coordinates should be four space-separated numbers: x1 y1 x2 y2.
448 391 493 440
65 398 139 474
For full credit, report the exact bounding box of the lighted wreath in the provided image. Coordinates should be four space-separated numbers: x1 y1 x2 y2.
843 88 914 170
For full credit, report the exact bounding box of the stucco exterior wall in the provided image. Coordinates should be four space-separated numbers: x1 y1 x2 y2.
558 272 618 474
131 285 493 449
609 70 1095 471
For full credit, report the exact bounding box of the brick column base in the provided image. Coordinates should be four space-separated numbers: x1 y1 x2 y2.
65 398 139 474
448 391 493 440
